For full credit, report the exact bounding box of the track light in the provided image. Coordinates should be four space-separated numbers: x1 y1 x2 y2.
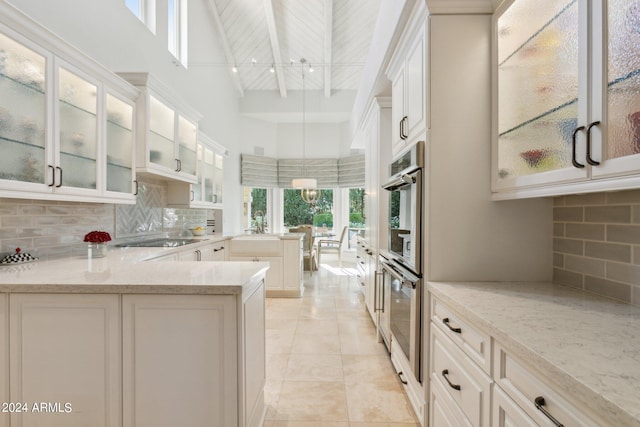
270 64 275 73
232 65 238 73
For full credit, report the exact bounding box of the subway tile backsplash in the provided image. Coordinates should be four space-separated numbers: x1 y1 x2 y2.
0 180 207 259
554 189 640 306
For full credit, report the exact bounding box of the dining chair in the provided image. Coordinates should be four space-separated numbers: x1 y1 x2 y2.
290 225 317 275
317 226 348 268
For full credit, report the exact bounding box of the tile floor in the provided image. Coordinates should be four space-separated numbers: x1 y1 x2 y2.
263 251 420 427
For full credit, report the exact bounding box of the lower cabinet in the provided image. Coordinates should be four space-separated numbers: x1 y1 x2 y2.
1 285 266 427
9 294 121 427
230 256 283 292
228 237 302 297
431 294 611 427
122 294 238 427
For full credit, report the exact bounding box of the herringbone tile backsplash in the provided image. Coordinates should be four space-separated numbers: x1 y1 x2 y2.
0 180 207 259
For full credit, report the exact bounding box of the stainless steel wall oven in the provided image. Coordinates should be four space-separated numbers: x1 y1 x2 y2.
381 141 424 384
382 141 423 276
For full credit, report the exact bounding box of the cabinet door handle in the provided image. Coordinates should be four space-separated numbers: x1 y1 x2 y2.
586 121 601 166
398 371 408 385
48 165 55 187
175 158 180 172
195 249 201 261
178 159 182 171
133 180 139 196
190 190 194 201
401 116 409 140
534 396 565 427
571 126 585 168
442 369 461 391
55 166 63 187
442 317 462 334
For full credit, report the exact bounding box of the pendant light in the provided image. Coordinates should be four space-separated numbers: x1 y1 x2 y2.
291 58 320 205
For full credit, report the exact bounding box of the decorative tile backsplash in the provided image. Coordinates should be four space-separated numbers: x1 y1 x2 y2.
553 189 640 306
0 180 208 259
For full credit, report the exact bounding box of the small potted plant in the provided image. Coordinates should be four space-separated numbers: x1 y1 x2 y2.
84 231 112 258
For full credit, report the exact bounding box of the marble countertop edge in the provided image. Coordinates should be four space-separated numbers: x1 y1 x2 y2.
427 281 640 427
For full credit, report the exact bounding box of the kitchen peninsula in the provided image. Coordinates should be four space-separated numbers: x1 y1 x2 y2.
0 247 268 427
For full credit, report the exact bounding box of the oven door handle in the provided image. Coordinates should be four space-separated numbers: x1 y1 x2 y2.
380 260 419 288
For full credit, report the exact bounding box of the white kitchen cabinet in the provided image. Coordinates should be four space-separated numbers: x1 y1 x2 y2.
230 256 283 292
167 132 227 209
0 3 138 204
387 20 427 157
228 237 302 297
431 325 491 427
493 0 640 198
431 293 611 427
118 72 201 184
201 239 226 261
493 342 604 427
9 293 121 427
282 237 302 292
0 294 7 427
122 294 238 427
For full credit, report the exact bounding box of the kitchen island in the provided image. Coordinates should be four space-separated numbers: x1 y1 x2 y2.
428 281 640 427
0 247 268 427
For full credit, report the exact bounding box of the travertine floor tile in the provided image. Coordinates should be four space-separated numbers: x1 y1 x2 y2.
285 354 343 382
291 333 342 354
275 381 349 421
264 252 420 425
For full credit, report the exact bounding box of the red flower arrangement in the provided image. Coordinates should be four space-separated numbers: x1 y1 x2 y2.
84 231 112 243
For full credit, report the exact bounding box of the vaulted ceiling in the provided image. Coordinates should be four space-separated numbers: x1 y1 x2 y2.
206 0 381 98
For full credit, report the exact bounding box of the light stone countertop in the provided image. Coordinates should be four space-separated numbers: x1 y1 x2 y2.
0 236 268 295
428 281 640 427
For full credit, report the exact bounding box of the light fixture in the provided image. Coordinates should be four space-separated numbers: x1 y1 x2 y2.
231 65 238 73
251 58 257 66
270 64 275 73
308 63 314 73
291 58 320 205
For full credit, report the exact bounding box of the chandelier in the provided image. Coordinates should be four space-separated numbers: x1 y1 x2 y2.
291 58 320 205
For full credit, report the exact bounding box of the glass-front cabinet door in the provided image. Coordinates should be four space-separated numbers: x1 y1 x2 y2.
591 0 640 178
105 93 134 195
57 65 98 191
177 115 197 177
494 0 587 189
0 28 48 190
203 146 215 204
148 95 176 171
214 152 223 205
192 144 204 203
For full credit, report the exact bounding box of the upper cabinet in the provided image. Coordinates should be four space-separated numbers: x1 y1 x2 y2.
493 0 640 198
167 131 227 209
387 19 427 156
0 4 138 204
118 72 201 185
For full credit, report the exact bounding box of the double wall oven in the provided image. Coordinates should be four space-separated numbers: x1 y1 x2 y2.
380 141 424 384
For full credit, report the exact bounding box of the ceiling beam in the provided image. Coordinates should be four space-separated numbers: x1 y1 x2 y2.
263 0 287 98
205 0 244 97
323 0 333 98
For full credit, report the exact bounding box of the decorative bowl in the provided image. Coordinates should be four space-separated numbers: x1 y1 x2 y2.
190 227 206 236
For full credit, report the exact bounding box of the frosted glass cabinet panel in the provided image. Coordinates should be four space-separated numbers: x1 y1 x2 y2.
494 0 640 196
178 115 197 176
214 153 223 205
106 94 134 194
598 0 640 175
149 95 176 171
0 30 47 185
0 2 138 204
203 146 215 204
496 0 583 184
58 67 98 190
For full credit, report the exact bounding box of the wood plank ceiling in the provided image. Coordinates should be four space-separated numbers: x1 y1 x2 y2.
207 0 381 98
